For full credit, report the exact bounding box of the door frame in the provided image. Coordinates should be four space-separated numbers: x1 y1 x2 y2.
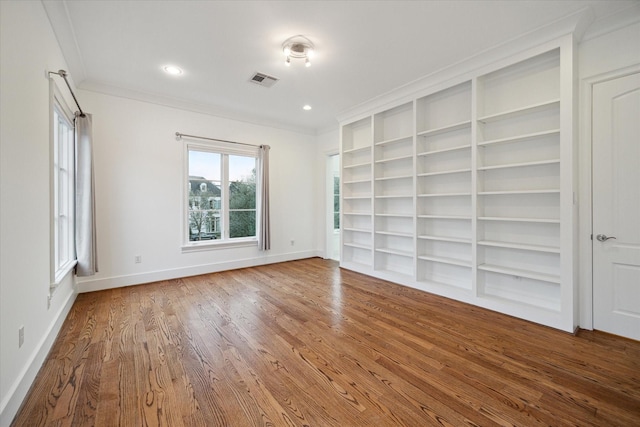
579 63 640 330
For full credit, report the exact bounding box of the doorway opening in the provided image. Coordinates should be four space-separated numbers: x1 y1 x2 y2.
327 154 340 261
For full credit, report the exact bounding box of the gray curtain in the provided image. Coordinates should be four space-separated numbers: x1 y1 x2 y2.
258 145 271 251
75 113 98 276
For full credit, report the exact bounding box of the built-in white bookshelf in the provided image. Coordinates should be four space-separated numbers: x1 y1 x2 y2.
416 81 473 289
340 37 575 332
341 117 373 269
476 48 563 312
372 102 414 277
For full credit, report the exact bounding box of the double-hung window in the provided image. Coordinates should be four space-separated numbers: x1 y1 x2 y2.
184 142 258 248
52 88 76 282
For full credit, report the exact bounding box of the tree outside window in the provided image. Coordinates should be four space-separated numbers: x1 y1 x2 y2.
229 154 256 238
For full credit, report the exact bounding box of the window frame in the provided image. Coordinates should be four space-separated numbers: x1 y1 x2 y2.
182 140 259 252
50 82 77 284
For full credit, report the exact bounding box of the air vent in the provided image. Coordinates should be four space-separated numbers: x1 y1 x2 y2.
249 72 279 88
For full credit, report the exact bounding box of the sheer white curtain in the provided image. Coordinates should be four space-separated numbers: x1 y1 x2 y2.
257 145 271 251
75 113 98 276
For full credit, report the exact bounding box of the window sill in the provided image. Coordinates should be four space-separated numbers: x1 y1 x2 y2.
181 238 258 253
53 259 77 286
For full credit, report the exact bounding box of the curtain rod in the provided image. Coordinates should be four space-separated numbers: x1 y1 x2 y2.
48 69 85 117
175 132 261 148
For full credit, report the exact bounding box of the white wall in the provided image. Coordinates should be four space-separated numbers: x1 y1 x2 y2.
74 88 319 292
0 2 77 424
579 10 640 78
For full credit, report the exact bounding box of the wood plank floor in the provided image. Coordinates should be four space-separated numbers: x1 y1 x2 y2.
12 258 640 426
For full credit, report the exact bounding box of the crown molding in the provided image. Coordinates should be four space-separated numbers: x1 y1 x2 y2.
41 0 87 83
581 2 640 42
337 7 593 125
41 0 326 137
78 80 318 136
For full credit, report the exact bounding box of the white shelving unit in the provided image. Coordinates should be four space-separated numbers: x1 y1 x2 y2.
341 117 373 269
372 102 414 278
416 80 473 290
476 48 564 314
339 36 576 332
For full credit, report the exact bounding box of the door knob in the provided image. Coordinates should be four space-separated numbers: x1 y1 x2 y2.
596 234 617 242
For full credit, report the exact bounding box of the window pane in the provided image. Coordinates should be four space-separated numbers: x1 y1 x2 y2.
189 209 221 241
53 103 75 274
229 155 256 238
229 181 256 210
188 149 222 241
334 212 340 230
229 155 256 182
230 210 256 238
189 150 221 181
229 155 256 210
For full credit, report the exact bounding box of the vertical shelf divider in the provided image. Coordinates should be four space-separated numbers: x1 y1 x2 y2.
471 76 479 297
413 99 419 280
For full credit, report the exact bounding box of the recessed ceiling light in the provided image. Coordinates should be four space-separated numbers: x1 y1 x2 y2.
162 65 183 75
303 105 312 111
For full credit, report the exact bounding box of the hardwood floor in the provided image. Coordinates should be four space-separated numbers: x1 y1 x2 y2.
12 258 640 426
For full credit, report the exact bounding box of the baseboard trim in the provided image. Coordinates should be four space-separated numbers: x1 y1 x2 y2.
0 288 77 426
76 250 322 293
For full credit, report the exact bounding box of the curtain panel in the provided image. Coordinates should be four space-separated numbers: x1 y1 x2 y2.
75 113 98 276
258 145 271 251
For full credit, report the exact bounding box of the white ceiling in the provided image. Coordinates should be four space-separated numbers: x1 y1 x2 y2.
44 0 636 134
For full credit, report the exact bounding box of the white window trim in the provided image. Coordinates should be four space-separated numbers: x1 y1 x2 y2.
50 81 77 285
181 140 259 252
181 237 258 252
54 260 78 286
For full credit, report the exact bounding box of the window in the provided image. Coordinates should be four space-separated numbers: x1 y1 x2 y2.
52 93 76 281
185 143 257 247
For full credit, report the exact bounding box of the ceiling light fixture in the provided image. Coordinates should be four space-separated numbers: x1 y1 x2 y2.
282 35 315 68
162 65 183 75
303 105 312 111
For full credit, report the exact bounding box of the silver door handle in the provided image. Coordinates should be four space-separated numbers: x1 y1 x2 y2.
596 234 617 242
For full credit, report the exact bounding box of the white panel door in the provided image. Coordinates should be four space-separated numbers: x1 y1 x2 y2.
593 72 640 341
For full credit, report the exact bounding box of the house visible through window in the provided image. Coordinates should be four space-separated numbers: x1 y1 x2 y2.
186 144 257 244
53 97 76 281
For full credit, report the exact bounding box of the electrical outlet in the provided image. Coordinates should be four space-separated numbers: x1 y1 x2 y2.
18 326 24 348
135 255 142 264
